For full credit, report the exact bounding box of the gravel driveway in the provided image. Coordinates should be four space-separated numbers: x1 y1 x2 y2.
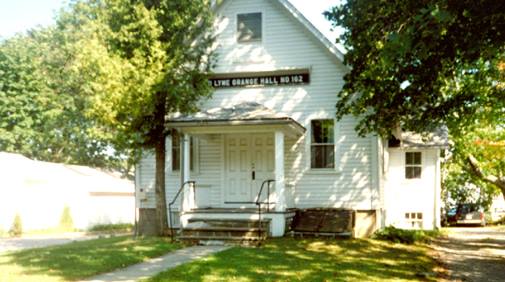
0 233 100 253
433 227 505 282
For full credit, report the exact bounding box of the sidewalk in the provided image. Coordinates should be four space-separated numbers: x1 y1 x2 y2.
81 245 230 282
0 232 100 253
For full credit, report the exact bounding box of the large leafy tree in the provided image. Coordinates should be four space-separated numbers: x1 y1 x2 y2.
57 0 215 235
0 28 125 170
325 0 505 201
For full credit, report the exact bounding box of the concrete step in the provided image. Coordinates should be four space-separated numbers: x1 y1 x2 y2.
179 235 265 241
179 218 270 243
181 228 267 238
187 218 271 229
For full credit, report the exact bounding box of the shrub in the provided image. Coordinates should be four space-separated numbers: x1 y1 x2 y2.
373 226 441 244
495 215 505 225
88 223 133 233
59 206 74 231
9 214 23 237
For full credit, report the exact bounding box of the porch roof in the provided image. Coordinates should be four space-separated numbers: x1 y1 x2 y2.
166 102 306 136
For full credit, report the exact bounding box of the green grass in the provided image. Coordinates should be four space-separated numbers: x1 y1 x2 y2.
88 223 133 233
146 238 438 282
0 236 182 282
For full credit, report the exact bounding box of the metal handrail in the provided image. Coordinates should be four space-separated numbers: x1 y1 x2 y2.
168 180 195 241
255 179 275 241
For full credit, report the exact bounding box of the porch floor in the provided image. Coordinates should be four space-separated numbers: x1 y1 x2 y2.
187 208 297 214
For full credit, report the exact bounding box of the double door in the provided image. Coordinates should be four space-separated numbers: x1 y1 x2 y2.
224 134 274 204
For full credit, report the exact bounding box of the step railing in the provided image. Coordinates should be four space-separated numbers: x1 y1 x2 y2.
168 180 195 241
256 179 275 241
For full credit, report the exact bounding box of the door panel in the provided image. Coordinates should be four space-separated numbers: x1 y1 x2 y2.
251 135 275 202
225 134 274 204
225 135 251 202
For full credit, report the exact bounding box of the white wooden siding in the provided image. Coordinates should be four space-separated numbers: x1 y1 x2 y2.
137 0 377 211
384 149 438 229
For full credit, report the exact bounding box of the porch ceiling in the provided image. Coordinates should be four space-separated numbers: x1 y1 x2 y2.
166 102 306 137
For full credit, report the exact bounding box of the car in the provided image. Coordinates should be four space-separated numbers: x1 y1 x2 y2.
446 203 486 227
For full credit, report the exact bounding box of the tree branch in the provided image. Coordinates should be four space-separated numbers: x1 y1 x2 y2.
467 154 505 196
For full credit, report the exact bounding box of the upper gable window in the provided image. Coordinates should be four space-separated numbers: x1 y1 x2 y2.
237 13 262 42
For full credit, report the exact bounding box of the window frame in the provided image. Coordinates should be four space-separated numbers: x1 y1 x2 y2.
405 151 422 179
405 212 423 229
309 119 336 170
170 131 199 174
236 12 263 43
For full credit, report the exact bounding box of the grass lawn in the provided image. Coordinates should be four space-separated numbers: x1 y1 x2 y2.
146 238 438 282
0 236 181 282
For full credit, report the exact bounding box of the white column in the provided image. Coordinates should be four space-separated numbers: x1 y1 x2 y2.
275 131 286 212
182 134 194 211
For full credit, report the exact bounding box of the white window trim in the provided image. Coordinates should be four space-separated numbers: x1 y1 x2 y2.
168 133 200 175
306 118 341 174
235 10 264 44
405 151 422 180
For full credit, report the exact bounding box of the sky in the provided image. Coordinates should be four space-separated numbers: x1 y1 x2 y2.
0 0 342 43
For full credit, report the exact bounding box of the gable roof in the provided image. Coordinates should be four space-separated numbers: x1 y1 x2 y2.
214 0 346 64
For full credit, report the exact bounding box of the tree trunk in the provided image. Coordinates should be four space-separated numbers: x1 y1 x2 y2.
155 138 169 236
467 154 505 201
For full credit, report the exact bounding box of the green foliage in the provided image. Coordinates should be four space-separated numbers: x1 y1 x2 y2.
0 236 181 281
88 223 133 232
325 1 505 137
0 28 130 173
0 227 6 238
326 0 505 202
373 226 442 244
56 0 216 151
55 0 216 235
58 206 74 231
8 214 22 237
494 216 505 226
443 124 505 209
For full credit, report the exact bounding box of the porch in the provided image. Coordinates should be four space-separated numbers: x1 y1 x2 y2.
166 102 305 238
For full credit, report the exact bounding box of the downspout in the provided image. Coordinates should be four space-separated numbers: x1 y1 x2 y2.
434 149 441 229
134 163 139 237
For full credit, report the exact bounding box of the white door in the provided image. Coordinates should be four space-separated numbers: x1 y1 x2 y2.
225 134 274 204
251 135 275 202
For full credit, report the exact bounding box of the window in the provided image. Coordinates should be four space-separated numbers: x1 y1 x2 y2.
311 119 335 169
237 13 262 42
405 212 423 229
405 152 422 179
171 131 195 171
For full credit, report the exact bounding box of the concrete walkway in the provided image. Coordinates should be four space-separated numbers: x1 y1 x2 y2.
0 232 101 253
81 245 230 282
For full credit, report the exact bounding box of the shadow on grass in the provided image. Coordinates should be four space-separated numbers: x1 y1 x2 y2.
148 238 437 282
0 236 181 281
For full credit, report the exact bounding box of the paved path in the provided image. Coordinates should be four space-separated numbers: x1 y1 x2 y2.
432 227 505 282
0 233 100 253
82 245 230 282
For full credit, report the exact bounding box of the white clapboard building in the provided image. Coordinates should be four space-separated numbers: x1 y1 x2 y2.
0 152 134 232
135 0 448 238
